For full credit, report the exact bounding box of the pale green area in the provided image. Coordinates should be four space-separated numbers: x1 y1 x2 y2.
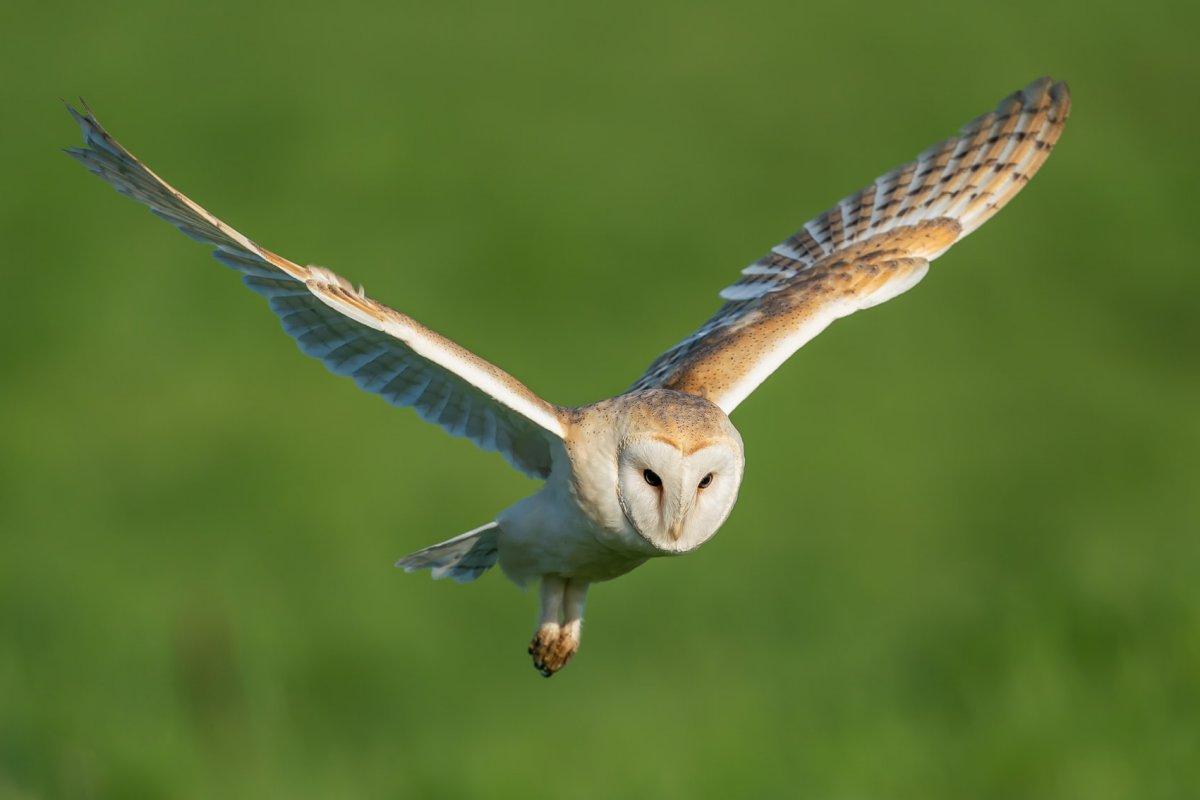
2 0 1198 797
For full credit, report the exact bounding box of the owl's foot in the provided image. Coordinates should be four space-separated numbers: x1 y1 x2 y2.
528 622 579 677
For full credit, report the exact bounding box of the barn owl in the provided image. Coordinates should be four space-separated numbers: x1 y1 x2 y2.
67 76 1069 676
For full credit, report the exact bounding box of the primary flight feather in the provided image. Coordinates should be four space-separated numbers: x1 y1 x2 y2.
67 77 1069 676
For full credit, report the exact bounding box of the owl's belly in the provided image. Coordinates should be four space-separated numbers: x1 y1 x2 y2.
495 487 647 586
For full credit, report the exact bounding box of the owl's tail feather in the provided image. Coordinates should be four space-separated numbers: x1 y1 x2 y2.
396 521 500 584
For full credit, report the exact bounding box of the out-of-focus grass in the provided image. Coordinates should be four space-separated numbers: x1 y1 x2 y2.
1 0 1198 797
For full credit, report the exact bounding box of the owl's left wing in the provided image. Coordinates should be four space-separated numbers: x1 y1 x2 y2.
631 77 1070 413
66 104 566 478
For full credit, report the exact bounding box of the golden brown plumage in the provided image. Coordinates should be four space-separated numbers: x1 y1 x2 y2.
634 77 1070 413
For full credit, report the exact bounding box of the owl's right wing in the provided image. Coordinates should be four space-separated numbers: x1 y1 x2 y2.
66 104 566 479
631 77 1070 414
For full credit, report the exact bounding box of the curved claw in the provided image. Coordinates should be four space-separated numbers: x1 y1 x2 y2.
528 623 577 677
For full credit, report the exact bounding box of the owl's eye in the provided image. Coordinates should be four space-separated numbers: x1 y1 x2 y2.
643 469 662 487
698 473 714 489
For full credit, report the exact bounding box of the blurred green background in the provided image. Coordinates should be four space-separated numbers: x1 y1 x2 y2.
2 0 1198 797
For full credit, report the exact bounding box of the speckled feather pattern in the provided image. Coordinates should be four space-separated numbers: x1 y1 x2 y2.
632 77 1070 411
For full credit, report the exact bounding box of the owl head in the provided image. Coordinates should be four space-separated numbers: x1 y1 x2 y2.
610 390 744 553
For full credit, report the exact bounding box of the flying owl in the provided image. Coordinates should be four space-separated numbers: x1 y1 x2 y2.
67 77 1070 676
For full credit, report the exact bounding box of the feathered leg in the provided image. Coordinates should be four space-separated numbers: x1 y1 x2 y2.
529 577 564 676
559 579 589 658
528 577 589 676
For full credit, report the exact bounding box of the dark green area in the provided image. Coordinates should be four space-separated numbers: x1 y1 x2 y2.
2 0 1197 796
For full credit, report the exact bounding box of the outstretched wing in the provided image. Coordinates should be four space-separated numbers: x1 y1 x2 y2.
632 77 1070 413
66 105 566 478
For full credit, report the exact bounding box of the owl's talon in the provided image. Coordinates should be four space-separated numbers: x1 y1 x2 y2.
528 622 578 676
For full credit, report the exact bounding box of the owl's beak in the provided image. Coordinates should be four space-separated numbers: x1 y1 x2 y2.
661 468 690 543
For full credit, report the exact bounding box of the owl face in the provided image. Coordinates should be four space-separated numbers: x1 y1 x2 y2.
609 393 744 553
616 437 742 552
